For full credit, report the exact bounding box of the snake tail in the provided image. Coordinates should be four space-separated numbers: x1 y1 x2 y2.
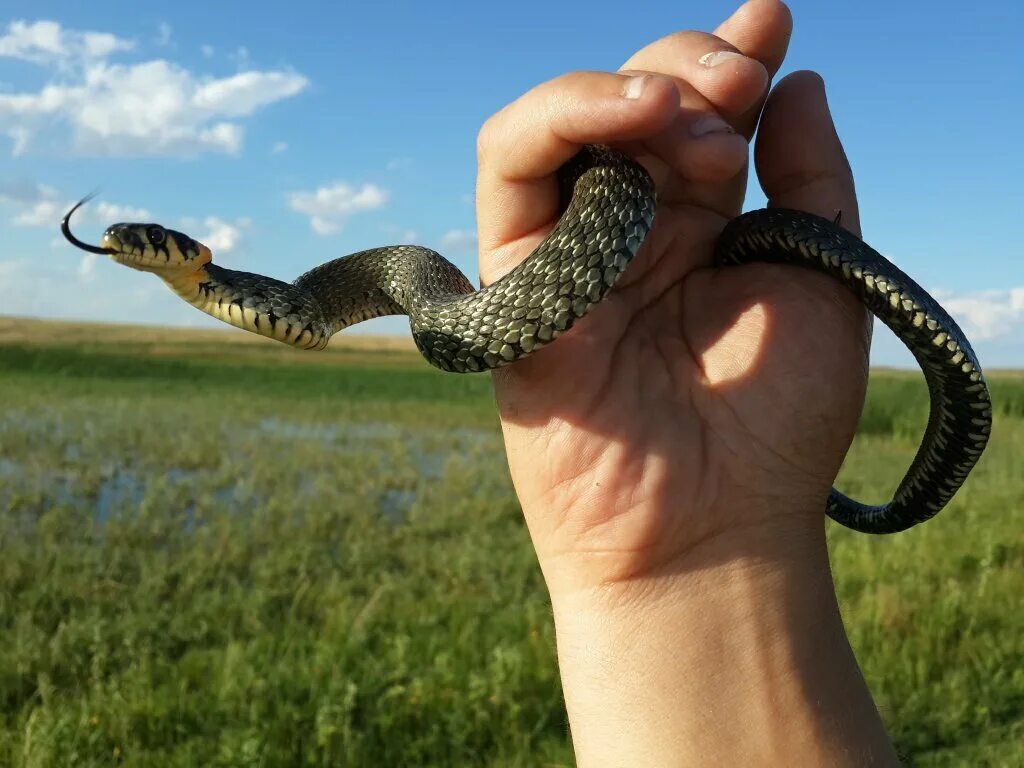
716 208 992 534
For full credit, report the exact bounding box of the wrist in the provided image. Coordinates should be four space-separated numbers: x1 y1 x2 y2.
546 516 899 767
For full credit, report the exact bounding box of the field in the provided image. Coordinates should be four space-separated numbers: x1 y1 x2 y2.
0 316 1021 767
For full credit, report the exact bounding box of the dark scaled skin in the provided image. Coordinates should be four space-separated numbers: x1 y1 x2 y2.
299 145 656 371
717 208 992 533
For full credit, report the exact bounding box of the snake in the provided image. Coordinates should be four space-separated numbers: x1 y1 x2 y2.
61 144 992 535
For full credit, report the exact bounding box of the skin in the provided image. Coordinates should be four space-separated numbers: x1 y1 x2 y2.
474 1 900 765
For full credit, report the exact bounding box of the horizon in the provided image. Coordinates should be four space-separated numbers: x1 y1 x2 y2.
1 0 1021 367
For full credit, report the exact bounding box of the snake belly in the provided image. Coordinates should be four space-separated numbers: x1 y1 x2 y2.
68 145 992 535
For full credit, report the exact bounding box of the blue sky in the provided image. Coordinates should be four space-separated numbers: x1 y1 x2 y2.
1 0 1021 367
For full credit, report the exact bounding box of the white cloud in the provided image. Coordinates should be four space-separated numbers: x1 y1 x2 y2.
271 140 288 154
196 216 248 254
13 199 61 227
0 254 203 328
0 178 56 204
229 47 251 70
201 44 215 58
95 201 152 221
288 182 388 235
6 126 31 154
0 20 308 157
934 286 1024 342
0 20 133 66
192 70 306 116
2 184 149 228
77 251 99 281
1 184 246 262
385 157 412 171
14 198 151 227
439 229 478 252
155 22 173 47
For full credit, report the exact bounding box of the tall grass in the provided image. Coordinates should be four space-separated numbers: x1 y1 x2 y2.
0 327 1020 767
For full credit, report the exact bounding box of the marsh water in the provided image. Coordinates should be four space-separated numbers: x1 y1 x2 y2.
0 408 502 524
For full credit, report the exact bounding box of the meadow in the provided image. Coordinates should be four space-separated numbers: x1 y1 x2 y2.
0 317 1021 767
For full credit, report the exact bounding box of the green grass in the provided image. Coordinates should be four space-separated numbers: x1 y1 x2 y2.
0 324 1021 767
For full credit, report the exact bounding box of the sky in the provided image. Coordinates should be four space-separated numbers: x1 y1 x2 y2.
0 0 1021 367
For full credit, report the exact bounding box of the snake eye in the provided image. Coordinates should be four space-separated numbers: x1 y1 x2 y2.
147 226 166 246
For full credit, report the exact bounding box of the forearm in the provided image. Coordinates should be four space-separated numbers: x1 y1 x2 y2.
546 519 900 767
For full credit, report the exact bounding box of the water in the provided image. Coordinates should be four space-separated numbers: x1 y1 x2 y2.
0 417 503 524
0 462 230 523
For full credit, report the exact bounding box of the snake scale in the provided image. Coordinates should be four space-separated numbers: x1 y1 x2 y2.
62 144 992 535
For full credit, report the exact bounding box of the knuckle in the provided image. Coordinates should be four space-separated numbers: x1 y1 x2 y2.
657 29 713 52
657 29 739 60
554 70 595 89
476 113 502 162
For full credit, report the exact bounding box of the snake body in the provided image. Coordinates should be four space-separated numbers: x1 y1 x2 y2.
62 145 992 534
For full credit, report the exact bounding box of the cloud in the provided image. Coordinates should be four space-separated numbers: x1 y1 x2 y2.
0 20 308 157
13 199 62 227
229 47 251 70
0 254 204 328
0 178 56 204
196 216 248 254
439 229 478 252
14 198 151 227
271 140 288 154
94 201 152 221
2 183 149 228
0 20 133 66
192 70 306 117
77 251 99 281
155 22 172 47
201 45 215 58
288 182 388 235
934 286 1024 342
1 183 245 262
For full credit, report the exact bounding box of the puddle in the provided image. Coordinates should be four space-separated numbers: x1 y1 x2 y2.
257 418 493 446
0 461 239 524
379 489 417 524
1 414 503 525
258 418 341 443
255 418 499 492
95 471 142 521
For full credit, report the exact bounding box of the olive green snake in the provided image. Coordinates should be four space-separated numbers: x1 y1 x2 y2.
61 144 992 535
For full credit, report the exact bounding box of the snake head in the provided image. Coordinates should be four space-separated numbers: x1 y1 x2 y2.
99 222 211 273
62 196 211 274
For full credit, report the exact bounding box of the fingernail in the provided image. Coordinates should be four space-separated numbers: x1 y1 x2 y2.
699 50 747 68
622 75 648 100
690 114 736 137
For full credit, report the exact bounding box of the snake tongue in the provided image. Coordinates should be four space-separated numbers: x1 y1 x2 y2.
61 194 115 255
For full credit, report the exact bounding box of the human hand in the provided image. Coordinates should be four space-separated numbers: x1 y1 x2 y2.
476 1 897 765
477 0 869 595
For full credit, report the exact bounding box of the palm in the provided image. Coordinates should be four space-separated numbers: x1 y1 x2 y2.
492 191 869 577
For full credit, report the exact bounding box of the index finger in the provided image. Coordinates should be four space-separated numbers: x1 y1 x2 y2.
474 71 741 285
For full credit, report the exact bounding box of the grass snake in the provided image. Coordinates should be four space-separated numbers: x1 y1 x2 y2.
61 145 992 535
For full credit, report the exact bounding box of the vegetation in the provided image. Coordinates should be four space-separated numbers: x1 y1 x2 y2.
0 319 1020 766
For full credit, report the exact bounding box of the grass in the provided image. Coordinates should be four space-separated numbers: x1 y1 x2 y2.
0 318 1021 767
